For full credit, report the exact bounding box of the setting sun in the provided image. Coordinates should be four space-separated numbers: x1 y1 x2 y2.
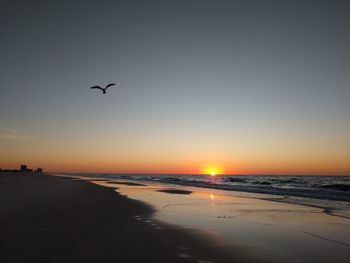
202 165 223 176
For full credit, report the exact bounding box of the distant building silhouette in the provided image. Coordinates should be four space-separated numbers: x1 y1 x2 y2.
0 164 43 173
20 164 28 172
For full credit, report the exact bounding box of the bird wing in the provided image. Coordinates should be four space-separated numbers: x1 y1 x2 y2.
90 86 103 91
105 83 116 89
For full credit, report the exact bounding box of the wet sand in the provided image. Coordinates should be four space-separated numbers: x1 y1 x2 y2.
157 189 193 195
96 180 350 263
106 181 146 186
0 173 258 263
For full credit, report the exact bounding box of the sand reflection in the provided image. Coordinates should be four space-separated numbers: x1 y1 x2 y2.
91 179 350 263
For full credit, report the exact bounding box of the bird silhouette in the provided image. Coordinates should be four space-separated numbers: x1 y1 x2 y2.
90 83 116 94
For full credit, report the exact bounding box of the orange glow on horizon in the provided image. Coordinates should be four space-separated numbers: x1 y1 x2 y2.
1 151 350 176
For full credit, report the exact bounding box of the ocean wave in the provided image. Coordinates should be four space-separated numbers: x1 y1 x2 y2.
69 173 350 202
320 184 350 192
222 177 246 183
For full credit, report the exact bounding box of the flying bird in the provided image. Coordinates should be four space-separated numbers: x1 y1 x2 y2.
90 83 116 94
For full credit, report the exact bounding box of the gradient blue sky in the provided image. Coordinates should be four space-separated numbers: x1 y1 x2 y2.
1 0 349 174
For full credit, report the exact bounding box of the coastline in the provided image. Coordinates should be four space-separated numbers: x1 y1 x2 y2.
69 173 350 219
88 176 350 263
0 172 259 263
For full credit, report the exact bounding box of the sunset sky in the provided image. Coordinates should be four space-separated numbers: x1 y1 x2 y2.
1 0 349 175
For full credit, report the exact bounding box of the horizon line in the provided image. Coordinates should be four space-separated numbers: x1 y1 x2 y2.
51 172 350 177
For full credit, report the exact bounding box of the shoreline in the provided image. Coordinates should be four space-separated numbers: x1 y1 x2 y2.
60 173 350 219
0 172 259 263
88 177 350 263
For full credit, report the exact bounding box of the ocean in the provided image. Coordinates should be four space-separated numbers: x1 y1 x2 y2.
67 173 350 201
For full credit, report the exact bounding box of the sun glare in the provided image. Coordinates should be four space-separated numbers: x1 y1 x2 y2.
202 165 223 176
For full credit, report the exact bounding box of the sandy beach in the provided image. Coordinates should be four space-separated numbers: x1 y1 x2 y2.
2 172 350 263
91 177 350 263
0 172 258 263
2 1 349 262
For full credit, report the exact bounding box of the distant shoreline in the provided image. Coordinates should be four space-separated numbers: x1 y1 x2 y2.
57 172 350 177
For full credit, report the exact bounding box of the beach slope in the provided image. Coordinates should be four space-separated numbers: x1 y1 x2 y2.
0 173 254 263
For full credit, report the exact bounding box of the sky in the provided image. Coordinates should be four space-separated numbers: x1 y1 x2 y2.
0 0 349 175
